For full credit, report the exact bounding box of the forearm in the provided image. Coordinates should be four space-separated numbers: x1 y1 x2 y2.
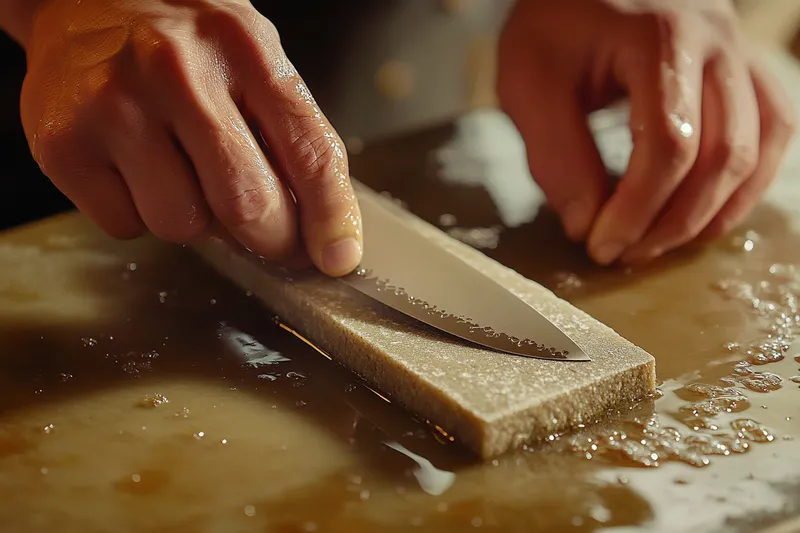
0 0 49 47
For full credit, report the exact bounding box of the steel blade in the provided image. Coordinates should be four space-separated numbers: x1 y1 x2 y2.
341 190 589 362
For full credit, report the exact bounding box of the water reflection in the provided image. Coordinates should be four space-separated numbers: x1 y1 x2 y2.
0 103 798 531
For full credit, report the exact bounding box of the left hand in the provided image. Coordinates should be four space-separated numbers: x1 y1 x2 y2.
497 0 797 265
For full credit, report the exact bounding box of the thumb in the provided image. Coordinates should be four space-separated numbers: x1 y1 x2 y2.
499 69 608 241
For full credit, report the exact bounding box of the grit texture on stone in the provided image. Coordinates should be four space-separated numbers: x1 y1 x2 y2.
193 183 656 459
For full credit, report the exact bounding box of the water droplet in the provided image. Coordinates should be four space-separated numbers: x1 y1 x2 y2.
590 504 611 523
244 505 256 517
193 431 205 440
131 473 141 483
286 371 307 387
446 226 502 249
140 393 169 408
555 272 583 292
438 213 457 227
732 419 774 443
740 372 783 392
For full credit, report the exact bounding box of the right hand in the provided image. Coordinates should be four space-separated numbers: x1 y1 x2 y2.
20 0 363 276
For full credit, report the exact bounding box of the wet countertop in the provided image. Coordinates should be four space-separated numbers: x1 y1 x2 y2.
2 48 800 533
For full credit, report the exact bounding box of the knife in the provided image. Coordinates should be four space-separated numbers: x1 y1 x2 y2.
340 187 589 362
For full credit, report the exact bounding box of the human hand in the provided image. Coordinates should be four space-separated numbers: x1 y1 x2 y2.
498 0 797 265
19 0 362 276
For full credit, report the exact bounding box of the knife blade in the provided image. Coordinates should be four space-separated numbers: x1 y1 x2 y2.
341 188 589 362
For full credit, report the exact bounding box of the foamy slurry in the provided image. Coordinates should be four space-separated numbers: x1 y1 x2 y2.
444 226 502 250
555 272 583 293
109 350 159 376
139 393 169 408
564 261 798 468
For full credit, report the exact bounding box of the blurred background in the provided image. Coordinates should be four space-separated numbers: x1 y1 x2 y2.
0 0 799 231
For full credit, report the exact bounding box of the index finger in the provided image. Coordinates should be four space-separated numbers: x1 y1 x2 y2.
587 27 704 265
224 17 362 277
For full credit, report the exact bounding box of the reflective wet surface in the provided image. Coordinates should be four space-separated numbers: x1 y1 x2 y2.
3 51 800 533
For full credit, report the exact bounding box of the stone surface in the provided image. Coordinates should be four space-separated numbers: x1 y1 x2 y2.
194 184 656 458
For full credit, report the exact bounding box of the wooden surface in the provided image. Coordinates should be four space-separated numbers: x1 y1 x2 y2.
1 47 800 533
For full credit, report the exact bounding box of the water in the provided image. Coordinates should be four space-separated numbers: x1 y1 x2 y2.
1 207 798 533
1 146 800 532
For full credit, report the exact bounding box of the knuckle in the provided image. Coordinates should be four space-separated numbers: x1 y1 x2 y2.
717 141 758 180
217 180 278 228
199 6 285 82
146 39 183 72
130 28 193 85
33 118 78 175
671 216 705 244
772 110 798 143
201 7 246 36
131 27 181 67
253 9 281 42
76 65 124 107
203 5 279 48
655 123 697 171
104 98 145 134
288 121 346 184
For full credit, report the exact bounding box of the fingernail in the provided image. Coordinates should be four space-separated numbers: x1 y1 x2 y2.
621 247 660 265
561 201 591 241
321 238 362 276
592 241 625 265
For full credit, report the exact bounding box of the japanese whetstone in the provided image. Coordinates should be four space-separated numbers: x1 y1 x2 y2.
193 183 656 459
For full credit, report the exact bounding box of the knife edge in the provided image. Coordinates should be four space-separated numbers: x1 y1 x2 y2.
342 268 589 362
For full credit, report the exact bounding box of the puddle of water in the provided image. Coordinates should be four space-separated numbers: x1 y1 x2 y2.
0 109 800 532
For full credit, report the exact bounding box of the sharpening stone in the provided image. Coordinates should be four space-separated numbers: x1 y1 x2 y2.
193 183 656 459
